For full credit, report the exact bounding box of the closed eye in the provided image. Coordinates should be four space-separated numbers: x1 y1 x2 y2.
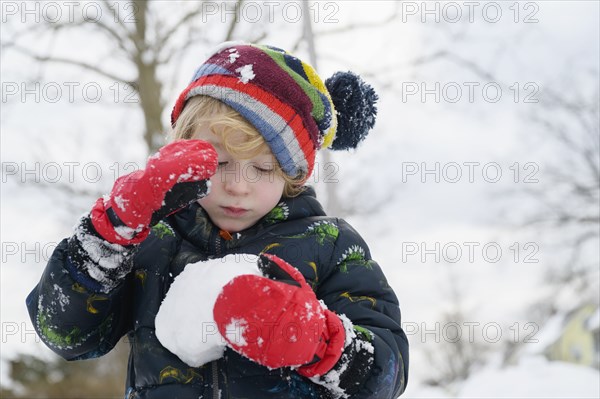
254 166 274 173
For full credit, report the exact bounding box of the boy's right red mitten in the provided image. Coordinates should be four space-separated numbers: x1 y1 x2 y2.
90 140 217 245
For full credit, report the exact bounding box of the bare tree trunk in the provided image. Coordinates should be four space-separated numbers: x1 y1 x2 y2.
137 61 164 152
131 0 165 152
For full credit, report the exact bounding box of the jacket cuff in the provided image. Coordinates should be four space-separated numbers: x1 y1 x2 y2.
66 213 137 293
307 314 375 398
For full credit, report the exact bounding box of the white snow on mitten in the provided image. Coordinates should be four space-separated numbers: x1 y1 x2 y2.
155 254 262 367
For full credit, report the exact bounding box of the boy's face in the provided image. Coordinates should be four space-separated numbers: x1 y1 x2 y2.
193 126 285 233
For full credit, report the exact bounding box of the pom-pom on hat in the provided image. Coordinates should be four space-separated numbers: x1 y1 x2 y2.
171 42 378 179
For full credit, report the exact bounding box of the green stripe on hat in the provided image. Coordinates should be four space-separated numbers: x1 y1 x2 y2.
259 46 326 124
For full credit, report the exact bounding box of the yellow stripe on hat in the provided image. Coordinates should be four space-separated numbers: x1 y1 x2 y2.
301 62 337 149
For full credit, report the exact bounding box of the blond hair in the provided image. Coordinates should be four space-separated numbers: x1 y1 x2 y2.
170 96 305 197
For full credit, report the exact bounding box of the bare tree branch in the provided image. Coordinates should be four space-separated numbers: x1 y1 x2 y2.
313 4 400 36
3 0 297 154
292 3 399 53
224 0 244 41
92 19 136 58
99 0 129 32
422 51 499 82
518 83 600 282
154 3 206 55
10 44 133 85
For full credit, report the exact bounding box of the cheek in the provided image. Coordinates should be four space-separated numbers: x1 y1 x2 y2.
258 177 285 202
200 177 221 204
197 195 211 209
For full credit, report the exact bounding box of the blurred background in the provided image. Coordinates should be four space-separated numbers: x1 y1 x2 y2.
1 1 598 397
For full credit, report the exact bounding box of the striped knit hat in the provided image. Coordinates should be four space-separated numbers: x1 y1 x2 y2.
171 42 378 179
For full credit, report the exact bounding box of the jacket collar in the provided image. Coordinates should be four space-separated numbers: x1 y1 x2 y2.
168 186 326 255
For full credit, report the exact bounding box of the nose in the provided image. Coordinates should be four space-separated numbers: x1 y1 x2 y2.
224 178 250 196
222 164 250 196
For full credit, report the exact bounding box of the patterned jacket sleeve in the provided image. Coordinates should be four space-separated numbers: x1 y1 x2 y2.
315 219 409 398
25 214 136 360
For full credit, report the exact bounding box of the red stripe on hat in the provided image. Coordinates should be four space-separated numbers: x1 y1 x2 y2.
286 113 316 178
171 83 195 126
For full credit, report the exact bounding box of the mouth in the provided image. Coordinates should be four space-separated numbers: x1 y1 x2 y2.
221 206 248 217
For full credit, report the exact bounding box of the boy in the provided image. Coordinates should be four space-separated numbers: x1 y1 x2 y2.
27 43 408 398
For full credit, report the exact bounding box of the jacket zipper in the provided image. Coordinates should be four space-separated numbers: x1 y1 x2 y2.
208 228 222 257
212 360 219 399
215 234 221 257
211 230 226 398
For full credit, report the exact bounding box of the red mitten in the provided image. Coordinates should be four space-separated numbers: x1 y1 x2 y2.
91 140 217 245
213 254 345 377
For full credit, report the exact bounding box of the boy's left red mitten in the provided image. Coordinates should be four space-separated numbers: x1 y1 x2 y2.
213 254 345 377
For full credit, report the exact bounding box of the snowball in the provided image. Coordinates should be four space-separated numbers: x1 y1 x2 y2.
155 254 262 367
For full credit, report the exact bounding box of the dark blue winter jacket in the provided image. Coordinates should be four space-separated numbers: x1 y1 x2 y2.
27 187 408 398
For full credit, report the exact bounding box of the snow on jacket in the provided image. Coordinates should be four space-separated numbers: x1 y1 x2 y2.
26 187 409 398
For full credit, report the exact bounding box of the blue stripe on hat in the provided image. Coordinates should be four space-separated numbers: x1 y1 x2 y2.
190 64 233 82
227 102 297 176
315 90 333 132
283 54 309 81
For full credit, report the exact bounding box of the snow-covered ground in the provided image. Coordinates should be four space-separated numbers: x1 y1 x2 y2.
406 356 600 398
1 1 599 396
